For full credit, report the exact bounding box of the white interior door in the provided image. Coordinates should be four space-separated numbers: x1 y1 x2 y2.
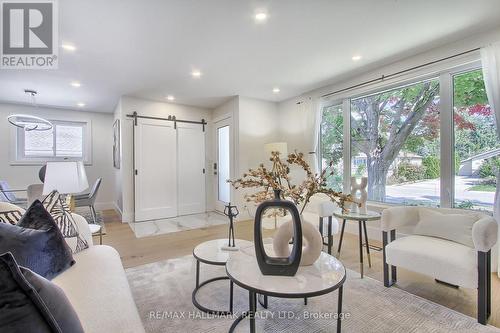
134 118 177 221
214 118 232 212
177 123 206 215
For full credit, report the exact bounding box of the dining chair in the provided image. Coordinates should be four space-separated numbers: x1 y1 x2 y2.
74 178 102 224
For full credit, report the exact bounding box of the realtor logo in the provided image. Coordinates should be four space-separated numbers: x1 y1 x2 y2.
1 0 58 69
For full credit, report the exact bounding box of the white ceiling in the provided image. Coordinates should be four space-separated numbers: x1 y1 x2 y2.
1 0 500 112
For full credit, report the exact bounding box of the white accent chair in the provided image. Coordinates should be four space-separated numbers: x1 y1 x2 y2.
317 201 339 255
381 206 497 325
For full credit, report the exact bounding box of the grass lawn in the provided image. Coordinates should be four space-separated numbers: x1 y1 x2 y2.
468 184 497 192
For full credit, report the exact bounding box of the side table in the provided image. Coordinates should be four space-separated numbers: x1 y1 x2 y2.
192 239 253 315
334 210 381 278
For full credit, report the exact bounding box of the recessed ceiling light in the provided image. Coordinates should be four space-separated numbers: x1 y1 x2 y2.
77 102 85 107
273 87 280 94
61 43 77 51
352 55 362 61
191 70 202 78
166 95 175 101
70 81 81 88
255 12 267 22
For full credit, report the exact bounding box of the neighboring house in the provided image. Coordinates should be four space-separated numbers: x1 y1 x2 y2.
351 152 423 176
458 148 500 176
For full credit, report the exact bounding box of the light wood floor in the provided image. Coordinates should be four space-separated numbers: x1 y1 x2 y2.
98 209 500 328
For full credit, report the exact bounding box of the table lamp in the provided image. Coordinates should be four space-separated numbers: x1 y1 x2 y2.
43 161 89 210
264 142 288 157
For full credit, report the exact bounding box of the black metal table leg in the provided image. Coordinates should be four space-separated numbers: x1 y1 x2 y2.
192 260 233 315
249 291 256 333
327 216 333 255
230 281 234 313
337 219 346 256
337 286 343 333
257 294 268 309
362 220 372 268
358 221 364 278
196 260 200 287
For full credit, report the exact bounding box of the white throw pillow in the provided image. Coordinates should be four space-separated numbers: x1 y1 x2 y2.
413 209 478 248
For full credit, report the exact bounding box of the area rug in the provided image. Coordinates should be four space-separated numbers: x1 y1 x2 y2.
126 256 500 333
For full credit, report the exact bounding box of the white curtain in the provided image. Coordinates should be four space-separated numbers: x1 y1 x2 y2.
307 98 327 174
480 42 500 275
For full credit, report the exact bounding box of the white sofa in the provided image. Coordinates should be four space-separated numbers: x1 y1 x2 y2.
381 206 497 325
0 202 145 333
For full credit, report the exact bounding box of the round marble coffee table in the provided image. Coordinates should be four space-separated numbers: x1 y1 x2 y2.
226 246 346 333
192 238 253 315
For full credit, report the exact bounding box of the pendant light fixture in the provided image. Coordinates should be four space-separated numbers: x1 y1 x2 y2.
7 89 53 131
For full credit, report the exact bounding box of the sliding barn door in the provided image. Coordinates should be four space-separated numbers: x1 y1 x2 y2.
134 118 177 221
177 123 206 215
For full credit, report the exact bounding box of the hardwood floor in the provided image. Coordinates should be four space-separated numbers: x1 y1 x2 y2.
98 209 500 328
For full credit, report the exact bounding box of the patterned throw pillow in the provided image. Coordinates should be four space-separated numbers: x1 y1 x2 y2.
42 191 89 254
0 210 23 225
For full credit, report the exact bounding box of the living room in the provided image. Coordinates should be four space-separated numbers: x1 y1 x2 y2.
1 1 500 332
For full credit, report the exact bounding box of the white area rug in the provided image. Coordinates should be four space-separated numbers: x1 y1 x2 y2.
125 255 500 333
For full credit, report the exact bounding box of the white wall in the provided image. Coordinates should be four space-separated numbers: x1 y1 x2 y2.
0 102 115 209
116 96 213 222
234 96 279 220
113 99 123 214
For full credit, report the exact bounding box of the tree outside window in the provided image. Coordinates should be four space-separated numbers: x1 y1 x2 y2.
350 79 440 205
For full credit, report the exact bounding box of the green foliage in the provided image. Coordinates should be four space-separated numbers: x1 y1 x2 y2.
468 184 496 192
320 105 343 164
453 70 489 108
479 157 500 178
422 156 439 179
393 162 426 183
455 153 461 176
456 200 474 209
326 173 343 192
355 164 366 177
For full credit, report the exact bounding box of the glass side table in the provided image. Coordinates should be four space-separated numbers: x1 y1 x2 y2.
334 210 381 278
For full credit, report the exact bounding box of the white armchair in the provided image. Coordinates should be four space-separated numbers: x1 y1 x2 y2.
381 206 497 325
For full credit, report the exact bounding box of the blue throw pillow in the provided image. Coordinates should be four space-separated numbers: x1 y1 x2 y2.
0 200 75 280
0 252 84 333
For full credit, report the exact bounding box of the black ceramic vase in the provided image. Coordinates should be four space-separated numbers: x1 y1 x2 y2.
254 189 302 276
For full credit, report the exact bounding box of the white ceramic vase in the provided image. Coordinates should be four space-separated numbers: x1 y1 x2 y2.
351 177 368 214
272 215 323 266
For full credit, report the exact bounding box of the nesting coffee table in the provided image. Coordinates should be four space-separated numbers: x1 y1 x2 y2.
192 238 253 315
226 245 346 333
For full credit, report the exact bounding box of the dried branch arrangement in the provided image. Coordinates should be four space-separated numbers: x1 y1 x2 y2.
229 151 356 215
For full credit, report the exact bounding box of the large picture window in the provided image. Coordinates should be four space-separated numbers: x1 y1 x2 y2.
320 104 343 191
453 69 498 211
350 79 440 206
320 62 497 212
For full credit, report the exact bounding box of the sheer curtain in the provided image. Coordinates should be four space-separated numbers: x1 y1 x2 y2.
298 97 322 174
481 42 500 275
310 99 325 174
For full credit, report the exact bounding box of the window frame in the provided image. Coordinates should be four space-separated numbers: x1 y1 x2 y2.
319 59 485 210
11 118 92 165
